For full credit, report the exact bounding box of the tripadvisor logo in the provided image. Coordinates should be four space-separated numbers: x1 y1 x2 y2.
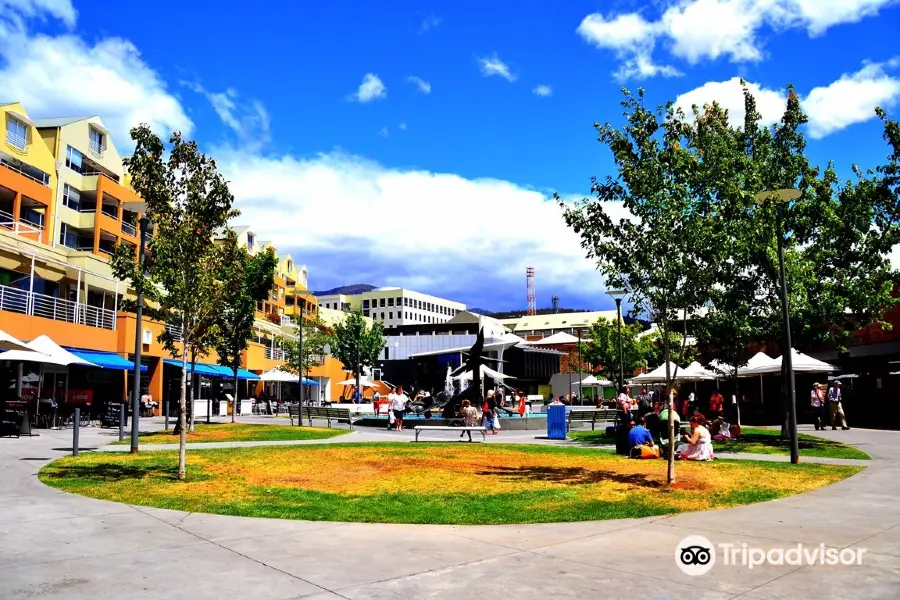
676 536 866 575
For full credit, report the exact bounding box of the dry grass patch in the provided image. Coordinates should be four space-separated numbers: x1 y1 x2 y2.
40 443 861 525
109 423 346 445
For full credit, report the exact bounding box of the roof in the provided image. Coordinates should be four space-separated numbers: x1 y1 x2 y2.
32 116 93 128
502 310 620 333
530 331 580 345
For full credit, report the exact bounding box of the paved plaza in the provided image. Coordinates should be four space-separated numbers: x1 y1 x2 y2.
1 419 898 599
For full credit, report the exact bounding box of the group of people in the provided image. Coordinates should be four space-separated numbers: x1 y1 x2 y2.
809 380 849 430
617 386 723 461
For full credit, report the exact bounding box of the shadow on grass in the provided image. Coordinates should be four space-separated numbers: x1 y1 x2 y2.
43 462 181 482
475 465 663 488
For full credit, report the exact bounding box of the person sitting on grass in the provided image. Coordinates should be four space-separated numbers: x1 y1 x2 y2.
658 398 681 459
628 415 660 459
677 414 715 461
459 399 478 442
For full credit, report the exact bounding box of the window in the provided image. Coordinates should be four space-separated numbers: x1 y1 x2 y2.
379 298 385 307
363 310 370 317
89 127 104 155
384 347 390 360
58 223 78 249
62 184 81 211
389 312 393 319
287 260 292 271
65 145 84 174
363 299 369 308
403 298 408 306
388 298 394 307
381 312 385 320
6 116 27 151
396 297 402 306
246 233 254 250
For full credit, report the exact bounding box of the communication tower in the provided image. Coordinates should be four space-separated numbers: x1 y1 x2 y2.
526 267 536 316
551 295 559 313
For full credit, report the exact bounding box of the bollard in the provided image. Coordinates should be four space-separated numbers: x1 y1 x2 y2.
164 399 169 431
119 403 125 441
73 407 80 456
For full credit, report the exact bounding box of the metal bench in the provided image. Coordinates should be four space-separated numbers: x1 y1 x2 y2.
304 405 356 429
414 425 486 442
567 408 619 431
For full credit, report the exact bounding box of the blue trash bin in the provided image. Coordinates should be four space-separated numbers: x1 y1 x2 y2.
547 404 567 440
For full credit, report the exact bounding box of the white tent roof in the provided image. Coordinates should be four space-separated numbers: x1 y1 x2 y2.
1 335 96 367
680 361 718 381
335 379 377 388
0 328 29 351
580 375 613 386
631 361 685 383
453 364 514 381
259 368 298 382
709 352 778 378
530 332 579 345
742 349 836 375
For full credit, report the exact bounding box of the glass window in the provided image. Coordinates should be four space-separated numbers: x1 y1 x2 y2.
403 298 408 306
388 298 394 306
65 145 84 174
379 298 385 307
6 117 27 150
381 312 385 320
246 233 254 250
58 223 77 249
89 127 104 154
363 299 369 308
389 312 393 319
62 184 81 211
396 297 402 306
384 347 390 360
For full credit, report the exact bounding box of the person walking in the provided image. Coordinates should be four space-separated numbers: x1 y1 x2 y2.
391 385 409 431
810 383 825 430
459 399 478 442
828 381 849 430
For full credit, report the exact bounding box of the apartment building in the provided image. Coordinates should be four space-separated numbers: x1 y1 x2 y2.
317 287 466 327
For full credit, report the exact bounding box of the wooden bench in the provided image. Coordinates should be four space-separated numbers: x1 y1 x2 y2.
567 408 618 431
414 426 486 442
305 406 356 429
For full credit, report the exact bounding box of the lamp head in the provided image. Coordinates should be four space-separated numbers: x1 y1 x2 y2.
606 289 628 301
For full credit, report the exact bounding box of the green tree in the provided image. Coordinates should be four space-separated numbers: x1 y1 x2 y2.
279 311 331 407
111 125 237 480
215 231 277 423
329 308 386 398
581 317 650 384
559 89 719 483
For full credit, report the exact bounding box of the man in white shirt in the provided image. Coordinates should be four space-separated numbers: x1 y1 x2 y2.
390 386 410 431
828 381 849 430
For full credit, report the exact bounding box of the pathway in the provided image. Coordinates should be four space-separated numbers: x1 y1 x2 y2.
0 423 897 599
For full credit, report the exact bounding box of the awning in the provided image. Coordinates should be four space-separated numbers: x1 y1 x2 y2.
213 365 261 380
66 348 147 372
164 359 228 378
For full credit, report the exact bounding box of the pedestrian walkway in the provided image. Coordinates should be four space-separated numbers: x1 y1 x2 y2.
0 423 897 599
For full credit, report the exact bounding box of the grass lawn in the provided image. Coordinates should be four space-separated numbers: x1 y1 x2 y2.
40 443 861 525
569 427 869 460
109 423 347 445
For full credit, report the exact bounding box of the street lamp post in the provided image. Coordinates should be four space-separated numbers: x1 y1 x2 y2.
607 289 628 390
131 215 149 453
755 189 801 465
297 303 304 426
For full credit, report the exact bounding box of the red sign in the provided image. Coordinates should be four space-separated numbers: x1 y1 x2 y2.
16 388 93 404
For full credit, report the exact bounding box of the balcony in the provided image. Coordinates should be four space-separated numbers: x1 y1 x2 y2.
0 283 116 330
0 151 51 186
121 220 136 237
0 208 42 239
164 322 183 342
6 130 26 152
88 138 103 157
264 346 286 361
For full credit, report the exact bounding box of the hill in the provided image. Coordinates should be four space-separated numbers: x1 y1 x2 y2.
311 284 377 296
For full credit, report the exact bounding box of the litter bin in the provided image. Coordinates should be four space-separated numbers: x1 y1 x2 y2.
547 404 567 440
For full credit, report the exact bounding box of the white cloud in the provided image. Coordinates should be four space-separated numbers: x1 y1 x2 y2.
675 61 900 138
405 75 431 94
398 122 407 131
419 14 441 34
532 85 553 97
183 83 270 149
349 73 387 102
478 54 516 82
378 126 389 138
0 32 193 146
0 0 76 28
217 150 607 306
804 60 900 139
578 0 900 79
674 77 786 127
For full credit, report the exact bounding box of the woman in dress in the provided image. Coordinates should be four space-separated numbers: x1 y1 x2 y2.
459 399 478 442
677 414 715 461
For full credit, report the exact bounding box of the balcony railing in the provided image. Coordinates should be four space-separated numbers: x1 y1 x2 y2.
0 209 42 238
0 153 51 186
81 170 121 184
0 283 116 330
6 130 26 151
88 138 103 157
165 322 183 342
264 346 286 361
100 205 118 219
121 220 136 236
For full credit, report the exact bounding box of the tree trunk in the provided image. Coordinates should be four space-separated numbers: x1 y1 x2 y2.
232 368 239 423
733 359 742 427
177 330 188 481
663 317 676 484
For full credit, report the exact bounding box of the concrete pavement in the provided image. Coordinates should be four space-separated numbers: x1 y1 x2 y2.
0 422 898 599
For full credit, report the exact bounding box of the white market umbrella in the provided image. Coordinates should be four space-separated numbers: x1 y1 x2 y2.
259 368 299 382
579 375 613 386
530 332 579 345
630 362 685 384
680 361 718 382
336 379 377 388
742 349 836 375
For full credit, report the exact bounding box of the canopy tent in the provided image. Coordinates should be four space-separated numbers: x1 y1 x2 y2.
529 332 579 345
679 361 718 381
259 367 317 385
708 352 778 378
0 328 30 351
742 349 836 375
579 375 613 386
630 362 686 384
452 364 514 381
66 348 147 372
336 379 377 388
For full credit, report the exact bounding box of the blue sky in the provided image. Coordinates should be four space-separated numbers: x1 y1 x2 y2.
2 0 899 311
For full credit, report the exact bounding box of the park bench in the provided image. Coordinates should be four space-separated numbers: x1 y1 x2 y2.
301 405 357 429
414 425 486 442
567 408 618 431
